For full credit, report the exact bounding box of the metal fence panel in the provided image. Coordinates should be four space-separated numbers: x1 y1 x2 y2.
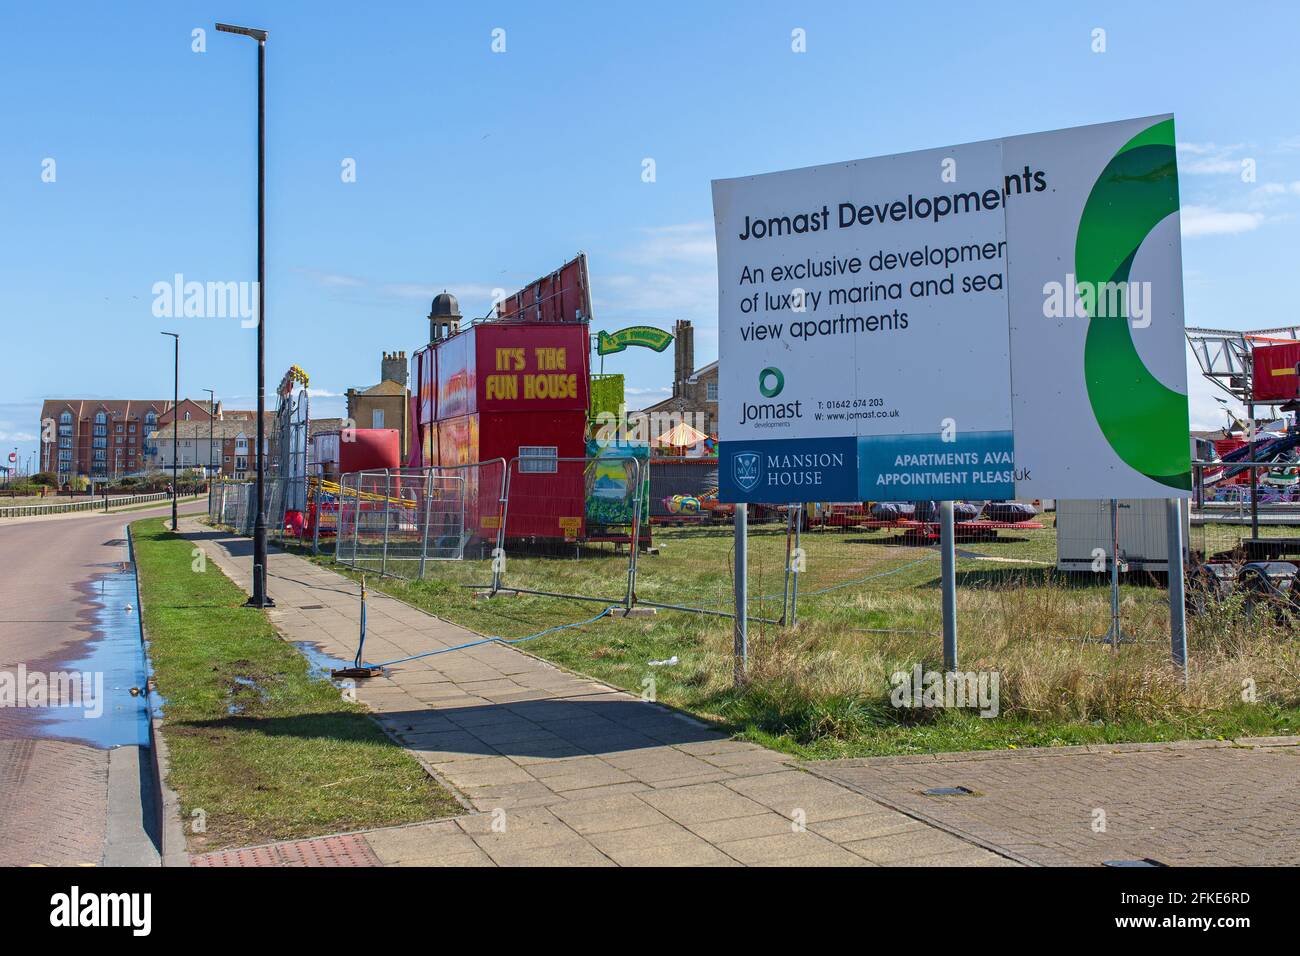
334 461 506 579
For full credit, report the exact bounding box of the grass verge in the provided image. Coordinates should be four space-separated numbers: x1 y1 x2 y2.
132 517 460 852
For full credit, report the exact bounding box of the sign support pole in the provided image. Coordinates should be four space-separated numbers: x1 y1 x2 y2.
734 503 748 686
1166 497 1188 680
939 500 958 672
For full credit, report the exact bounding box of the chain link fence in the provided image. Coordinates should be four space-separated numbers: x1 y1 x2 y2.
206 450 1298 644
333 461 506 579
209 480 257 534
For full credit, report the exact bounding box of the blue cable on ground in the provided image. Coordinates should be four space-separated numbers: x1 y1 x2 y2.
358 605 615 671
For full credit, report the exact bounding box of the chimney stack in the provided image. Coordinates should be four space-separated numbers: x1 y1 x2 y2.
672 320 694 397
381 350 408 387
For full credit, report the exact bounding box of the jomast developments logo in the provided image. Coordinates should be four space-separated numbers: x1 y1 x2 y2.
738 365 803 428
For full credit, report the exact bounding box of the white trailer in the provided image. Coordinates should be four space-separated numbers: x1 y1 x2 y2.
1056 499 1189 572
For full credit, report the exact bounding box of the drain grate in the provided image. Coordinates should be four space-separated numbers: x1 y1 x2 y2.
104 538 127 546
1103 859 1166 867
923 786 975 796
299 605 325 610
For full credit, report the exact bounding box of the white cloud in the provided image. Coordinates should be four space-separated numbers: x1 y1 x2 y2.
377 281 502 302
1175 141 1255 176
1182 157 1244 175
617 222 717 266
1181 205 1265 237
1256 181 1300 197
593 222 720 322
296 268 366 288
299 268 503 310
592 272 716 318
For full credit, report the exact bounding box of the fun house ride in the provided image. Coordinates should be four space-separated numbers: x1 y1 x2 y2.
408 254 649 550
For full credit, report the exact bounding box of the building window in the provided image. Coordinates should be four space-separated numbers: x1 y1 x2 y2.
59 449 71 462
706 381 718 402
93 437 107 449
129 424 136 434
371 408 385 429
60 411 72 424
184 411 191 421
116 436 123 445
519 446 557 473
95 412 106 425
116 424 123 433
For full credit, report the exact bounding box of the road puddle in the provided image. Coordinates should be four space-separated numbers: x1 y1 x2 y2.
22 567 152 748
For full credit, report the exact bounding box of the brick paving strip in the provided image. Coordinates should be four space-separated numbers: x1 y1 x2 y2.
803 736 1300 866
0 738 108 866
180 518 1015 867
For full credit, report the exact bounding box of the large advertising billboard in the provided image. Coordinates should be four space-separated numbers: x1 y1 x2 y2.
476 323 590 413
496 253 594 325
712 115 1190 503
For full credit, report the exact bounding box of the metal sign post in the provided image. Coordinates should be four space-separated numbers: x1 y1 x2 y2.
1166 498 1188 680
734 503 748 686
939 500 958 672
1102 498 1131 646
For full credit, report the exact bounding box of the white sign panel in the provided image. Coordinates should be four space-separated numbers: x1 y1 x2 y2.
712 115 1190 503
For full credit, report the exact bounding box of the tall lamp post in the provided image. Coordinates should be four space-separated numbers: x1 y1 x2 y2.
161 332 180 531
217 21 273 607
204 387 216 514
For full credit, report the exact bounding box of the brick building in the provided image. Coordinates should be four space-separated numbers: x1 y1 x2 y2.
150 413 275 480
638 320 718 439
345 350 411 458
38 397 217 484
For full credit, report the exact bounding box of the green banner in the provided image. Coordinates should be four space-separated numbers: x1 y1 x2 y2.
596 326 673 356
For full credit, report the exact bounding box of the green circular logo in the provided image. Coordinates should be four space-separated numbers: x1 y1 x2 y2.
758 367 784 398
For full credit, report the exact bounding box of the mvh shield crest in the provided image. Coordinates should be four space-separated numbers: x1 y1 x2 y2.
733 451 761 492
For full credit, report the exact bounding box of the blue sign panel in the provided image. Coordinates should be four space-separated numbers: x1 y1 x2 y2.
718 437 859 503
857 431 1016 501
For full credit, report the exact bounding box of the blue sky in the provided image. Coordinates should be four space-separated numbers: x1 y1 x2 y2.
3 1 1298 472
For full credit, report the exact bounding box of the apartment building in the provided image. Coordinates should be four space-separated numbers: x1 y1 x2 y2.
38 398 217 484
150 412 275 480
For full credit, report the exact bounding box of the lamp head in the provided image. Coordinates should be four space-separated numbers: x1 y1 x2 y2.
216 23 267 41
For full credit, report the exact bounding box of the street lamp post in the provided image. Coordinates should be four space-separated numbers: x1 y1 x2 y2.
217 21 273 608
161 332 180 531
204 387 216 514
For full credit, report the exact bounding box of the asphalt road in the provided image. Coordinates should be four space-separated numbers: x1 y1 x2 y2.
0 498 207 866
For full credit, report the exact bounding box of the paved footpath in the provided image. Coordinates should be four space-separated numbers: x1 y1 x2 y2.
182 520 1300 867
182 519 1014 867
807 736 1300 866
